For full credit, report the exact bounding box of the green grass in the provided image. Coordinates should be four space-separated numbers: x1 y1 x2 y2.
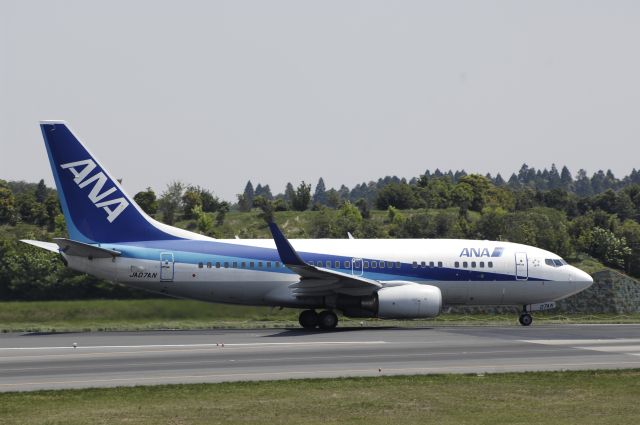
1 370 639 424
2 299 640 333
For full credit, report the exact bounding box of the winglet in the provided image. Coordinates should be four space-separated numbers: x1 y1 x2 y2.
268 222 306 266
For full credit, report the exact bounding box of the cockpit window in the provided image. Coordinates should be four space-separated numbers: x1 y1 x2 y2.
545 258 567 267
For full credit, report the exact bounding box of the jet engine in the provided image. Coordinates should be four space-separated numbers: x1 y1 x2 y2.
336 283 442 319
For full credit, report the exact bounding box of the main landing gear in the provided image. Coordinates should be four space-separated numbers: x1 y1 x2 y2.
518 305 533 326
299 309 338 330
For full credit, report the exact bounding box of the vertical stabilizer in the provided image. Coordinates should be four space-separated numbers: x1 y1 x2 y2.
40 121 182 243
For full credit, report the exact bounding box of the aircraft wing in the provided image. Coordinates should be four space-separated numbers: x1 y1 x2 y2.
268 223 381 297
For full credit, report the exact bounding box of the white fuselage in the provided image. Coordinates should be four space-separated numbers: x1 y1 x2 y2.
65 238 593 310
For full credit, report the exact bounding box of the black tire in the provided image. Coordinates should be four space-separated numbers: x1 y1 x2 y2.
299 310 319 329
519 313 533 326
318 311 338 330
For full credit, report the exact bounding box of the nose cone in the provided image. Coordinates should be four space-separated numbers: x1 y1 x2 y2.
571 266 594 292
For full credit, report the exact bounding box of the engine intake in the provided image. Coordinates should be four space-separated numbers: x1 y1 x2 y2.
376 284 442 318
336 284 442 319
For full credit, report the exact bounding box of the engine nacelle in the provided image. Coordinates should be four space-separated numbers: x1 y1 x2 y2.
376 284 442 319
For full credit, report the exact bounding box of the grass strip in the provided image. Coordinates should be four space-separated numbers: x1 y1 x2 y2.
1 370 639 424
2 299 640 332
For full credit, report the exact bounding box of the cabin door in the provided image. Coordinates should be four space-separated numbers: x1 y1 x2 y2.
515 252 528 280
160 252 175 282
352 258 363 276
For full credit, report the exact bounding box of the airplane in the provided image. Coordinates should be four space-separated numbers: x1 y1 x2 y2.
22 121 594 330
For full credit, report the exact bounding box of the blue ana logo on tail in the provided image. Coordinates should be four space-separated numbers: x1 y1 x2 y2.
60 159 129 223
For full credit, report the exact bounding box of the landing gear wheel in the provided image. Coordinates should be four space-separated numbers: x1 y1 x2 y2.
519 313 533 326
318 310 338 330
299 310 319 329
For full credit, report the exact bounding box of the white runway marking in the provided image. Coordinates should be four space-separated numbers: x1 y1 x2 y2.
522 339 640 357
521 338 640 346
0 341 387 351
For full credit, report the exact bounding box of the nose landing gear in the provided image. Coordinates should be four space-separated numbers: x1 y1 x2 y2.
298 310 338 330
519 305 533 326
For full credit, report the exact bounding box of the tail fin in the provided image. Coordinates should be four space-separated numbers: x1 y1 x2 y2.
40 121 183 243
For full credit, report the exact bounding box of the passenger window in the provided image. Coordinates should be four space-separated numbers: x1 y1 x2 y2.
224 262 229 268
326 260 331 268
471 261 476 268
276 261 281 268
207 262 212 268
364 261 370 268
412 261 418 269
438 261 443 268
421 261 426 268
250 261 254 268
488 261 493 268
463 262 468 268
379 262 384 269
372 261 378 268
455 261 460 268
479 262 484 268
344 261 351 268
388 262 395 268
429 261 434 268
266 262 271 268
233 261 238 268
258 261 263 268
215 262 221 268
396 262 401 268
241 261 246 268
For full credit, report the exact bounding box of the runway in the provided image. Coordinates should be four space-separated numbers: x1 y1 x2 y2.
2 324 640 392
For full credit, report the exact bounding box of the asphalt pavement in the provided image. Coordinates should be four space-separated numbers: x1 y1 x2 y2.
1 324 640 392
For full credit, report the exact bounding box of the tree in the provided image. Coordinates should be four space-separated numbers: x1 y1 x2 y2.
619 220 640 276
451 182 474 216
35 179 48 203
253 196 274 223
560 166 573 190
580 227 631 269
291 181 311 211
284 182 295 206
502 208 573 258
355 198 371 219
44 194 60 231
215 201 230 226
457 174 491 212
198 188 221 212
193 205 213 235
158 181 184 225
182 187 203 219
313 177 327 206
238 181 255 212
334 202 362 237
375 182 416 210
0 183 18 225
133 187 158 215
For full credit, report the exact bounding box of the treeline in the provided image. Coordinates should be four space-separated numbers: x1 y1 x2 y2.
1 161 640 300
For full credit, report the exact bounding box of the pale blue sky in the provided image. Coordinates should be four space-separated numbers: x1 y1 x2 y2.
2 1 639 201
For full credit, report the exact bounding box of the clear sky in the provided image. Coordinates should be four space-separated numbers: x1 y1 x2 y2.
2 0 639 201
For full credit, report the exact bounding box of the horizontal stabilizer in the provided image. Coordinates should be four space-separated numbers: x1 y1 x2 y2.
53 238 121 258
20 240 60 253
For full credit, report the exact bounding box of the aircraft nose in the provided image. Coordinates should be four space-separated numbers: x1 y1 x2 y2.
571 267 594 291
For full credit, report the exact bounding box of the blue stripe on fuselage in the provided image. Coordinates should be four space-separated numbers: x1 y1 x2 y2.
106 239 545 282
